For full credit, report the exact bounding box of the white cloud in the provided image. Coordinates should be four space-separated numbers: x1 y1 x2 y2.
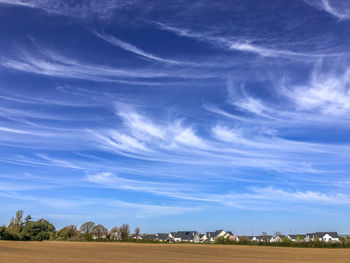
0 47 217 84
211 125 242 142
304 0 350 20
0 0 33 7
94 31 191 65
174 127 206 148
252 187 350 205
0 0 138 20
287 64 350 115
156 22 337 59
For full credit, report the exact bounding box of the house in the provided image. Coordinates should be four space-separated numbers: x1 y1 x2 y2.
143 234 157 241
248 236 257 241
143 233 171 242
287 234 306 242
270 235 286 242
156 233 171 242
206 230 229 243
198 233 207 242
306 232 340 242
172 231 199 242
256 235 273 242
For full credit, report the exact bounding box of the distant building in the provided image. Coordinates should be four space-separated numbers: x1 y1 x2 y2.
306 232 340 242
287 234 306 242
172 231 199 242
270 235 286 242
205 230 230 243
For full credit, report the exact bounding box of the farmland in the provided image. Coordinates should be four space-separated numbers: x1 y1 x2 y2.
1 241 350 263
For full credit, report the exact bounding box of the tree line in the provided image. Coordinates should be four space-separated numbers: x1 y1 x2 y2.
215 235 350 248
0 210 139 242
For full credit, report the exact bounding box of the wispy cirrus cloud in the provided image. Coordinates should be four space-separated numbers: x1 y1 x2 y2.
286 62 350 116
0 46 221 84
155 22 339 59
304 0 350 20
0 0 139 20
94 31 192 65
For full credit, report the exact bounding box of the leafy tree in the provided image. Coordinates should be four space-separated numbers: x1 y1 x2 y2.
296 235 304 242
119 224 130 241
92 224 108 239
215 236 233 244
24 215 32 225
238 236 250 244
57 225 80 240
20 219 55 241
0 226 17 240
8 210 23 236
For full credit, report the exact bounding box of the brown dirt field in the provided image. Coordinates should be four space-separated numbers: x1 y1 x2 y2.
0 241 349 263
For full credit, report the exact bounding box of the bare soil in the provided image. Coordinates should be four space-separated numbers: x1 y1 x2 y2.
1 241 349 263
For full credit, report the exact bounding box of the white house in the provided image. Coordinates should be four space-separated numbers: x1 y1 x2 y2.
270 235 286 242
206 230 230 243
198 233 207 242
307 232 340 242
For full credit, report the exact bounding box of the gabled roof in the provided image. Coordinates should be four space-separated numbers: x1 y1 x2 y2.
314 232 339 238
206 230 225 238
156 233 170 240
276 235 286 238
173 231 198 240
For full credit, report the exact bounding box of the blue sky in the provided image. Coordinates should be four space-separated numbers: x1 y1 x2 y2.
0 0 350 235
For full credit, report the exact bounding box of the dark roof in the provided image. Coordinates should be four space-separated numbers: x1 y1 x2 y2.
257 235 272 239
314 232 339 238
174 231 198 240
156 233 170 240
143 234 157 240
206 230 224 238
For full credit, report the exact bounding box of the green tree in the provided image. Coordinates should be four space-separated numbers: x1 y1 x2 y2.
0 226 16 240
20 219 55 241
238 236 250 244
24 215 32 225
7 210 23 236
57 225 80 240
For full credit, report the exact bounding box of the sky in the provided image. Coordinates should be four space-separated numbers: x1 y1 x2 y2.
0 0 350 235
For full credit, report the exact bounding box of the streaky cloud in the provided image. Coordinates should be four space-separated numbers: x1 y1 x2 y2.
304 0 350 20
155 22 341 59
94 31 193 65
